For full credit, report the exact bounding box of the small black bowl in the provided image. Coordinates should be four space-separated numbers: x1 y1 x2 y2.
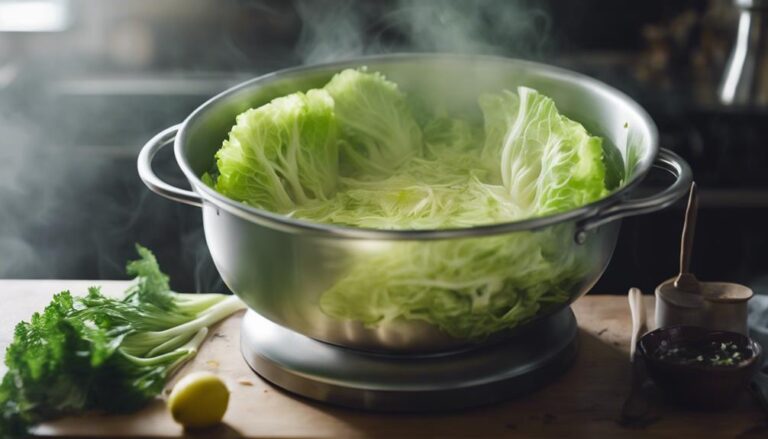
638 326 762 410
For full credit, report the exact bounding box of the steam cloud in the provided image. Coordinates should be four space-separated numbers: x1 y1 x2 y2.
295 0 552 64
0 0 551 290
0 110 39 277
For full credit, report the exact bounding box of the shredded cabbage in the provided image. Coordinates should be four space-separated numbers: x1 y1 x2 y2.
210 68 609 339
319 227 586 339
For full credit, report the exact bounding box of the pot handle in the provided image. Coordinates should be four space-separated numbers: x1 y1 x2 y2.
575 148 692 243
137 124 203 208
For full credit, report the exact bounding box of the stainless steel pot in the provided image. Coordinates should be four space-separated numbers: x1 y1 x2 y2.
138 54 692 353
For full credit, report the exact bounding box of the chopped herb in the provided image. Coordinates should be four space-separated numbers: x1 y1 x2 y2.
654 339 753 367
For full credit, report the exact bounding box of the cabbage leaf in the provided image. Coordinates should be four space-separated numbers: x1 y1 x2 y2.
324 68 422 176
214 89 338 211
480 87 606 215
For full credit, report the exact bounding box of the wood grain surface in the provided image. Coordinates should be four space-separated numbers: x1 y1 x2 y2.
1 280 765 438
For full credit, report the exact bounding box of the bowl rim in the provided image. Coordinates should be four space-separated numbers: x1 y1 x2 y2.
638 325 763 372
174 52 659 240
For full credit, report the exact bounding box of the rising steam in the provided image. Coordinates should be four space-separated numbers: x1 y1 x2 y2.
0 0 552 291
295 0 552 64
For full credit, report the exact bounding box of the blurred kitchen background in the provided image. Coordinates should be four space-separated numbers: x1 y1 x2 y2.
1 0 766 295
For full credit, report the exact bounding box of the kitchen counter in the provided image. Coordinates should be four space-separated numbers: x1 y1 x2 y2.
1 280 765 438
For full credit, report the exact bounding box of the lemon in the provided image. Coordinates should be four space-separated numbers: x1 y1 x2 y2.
167 371 230 428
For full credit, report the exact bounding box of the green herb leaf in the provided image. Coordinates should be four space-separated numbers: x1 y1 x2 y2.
124 244 174 310
0 246 245 437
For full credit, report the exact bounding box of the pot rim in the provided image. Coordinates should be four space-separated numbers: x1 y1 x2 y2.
175 52 658 240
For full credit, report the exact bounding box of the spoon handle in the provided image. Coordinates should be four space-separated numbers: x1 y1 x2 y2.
628 287 647 359
621 287 653 425
679 182 698 276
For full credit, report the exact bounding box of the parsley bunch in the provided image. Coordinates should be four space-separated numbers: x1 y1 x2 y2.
0 245 245 437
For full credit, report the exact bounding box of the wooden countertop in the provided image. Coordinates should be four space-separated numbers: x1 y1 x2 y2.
1 280 766 438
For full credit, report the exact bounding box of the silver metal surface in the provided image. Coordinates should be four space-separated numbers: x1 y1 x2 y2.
720 0 768 106
240 307 578 412
137 124 202 207
736 0 768 8
577 149 690 234
137 53 692 353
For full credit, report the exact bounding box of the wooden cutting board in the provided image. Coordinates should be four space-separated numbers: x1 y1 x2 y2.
1 280 766 438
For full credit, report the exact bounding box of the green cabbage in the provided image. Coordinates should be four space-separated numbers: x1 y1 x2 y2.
209 69 609 339
422 115 483 157
324 68 422 176
288 154 520 230
214 89 338 211
320 227 587 339
480 87 607 215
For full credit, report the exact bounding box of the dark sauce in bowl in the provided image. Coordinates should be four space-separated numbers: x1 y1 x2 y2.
654 340 755 367
638 326 762 409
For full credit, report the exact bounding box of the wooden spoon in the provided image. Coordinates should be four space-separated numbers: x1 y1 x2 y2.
673 182 699 293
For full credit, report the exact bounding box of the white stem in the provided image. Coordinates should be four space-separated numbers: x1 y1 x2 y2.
141 296 245 340
146 331 195 357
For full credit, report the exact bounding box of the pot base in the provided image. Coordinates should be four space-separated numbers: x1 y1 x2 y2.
240 307 578 412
